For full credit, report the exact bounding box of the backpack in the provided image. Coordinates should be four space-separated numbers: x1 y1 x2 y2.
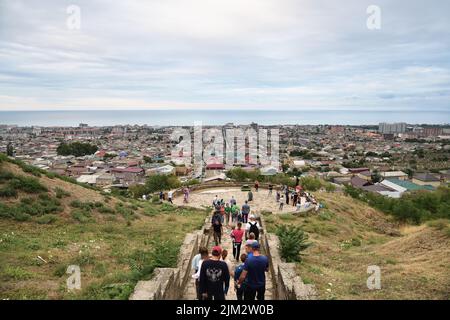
249 221 259 239
212 214 222 225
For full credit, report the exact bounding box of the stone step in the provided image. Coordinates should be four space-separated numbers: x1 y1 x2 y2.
183 225 274 300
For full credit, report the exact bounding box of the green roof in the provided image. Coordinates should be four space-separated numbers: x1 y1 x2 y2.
386 178 435 191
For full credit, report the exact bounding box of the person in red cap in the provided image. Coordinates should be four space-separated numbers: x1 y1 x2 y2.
199 246 230 300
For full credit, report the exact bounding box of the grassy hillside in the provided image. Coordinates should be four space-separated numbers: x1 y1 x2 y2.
0 159 208 299
263 191 450 300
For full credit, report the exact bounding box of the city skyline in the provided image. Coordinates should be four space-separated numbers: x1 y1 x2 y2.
0 0 450 111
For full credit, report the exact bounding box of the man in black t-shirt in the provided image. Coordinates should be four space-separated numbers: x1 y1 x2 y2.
199 246 230 300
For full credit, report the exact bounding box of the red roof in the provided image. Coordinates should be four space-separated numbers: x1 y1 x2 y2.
206 164 225 170
349 168 370 173
111 167 144 173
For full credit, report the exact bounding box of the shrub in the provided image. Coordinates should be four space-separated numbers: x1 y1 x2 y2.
318 211 334 221
160 203 175 212
53 264 67 277
144 174 181 194
36 214 58 224
8 176 47 193
300 177 322 191
0 185 18 197
71 209 92 223
127 240 179 279
54 187 71 199
2 266 34 280
275 225 311 262
427 219 449 230
20 164 43 177
82 281 134 300
0 170 15 182
98 206 115 214
143 206 159 217
325 183 336 192
10 209 32 222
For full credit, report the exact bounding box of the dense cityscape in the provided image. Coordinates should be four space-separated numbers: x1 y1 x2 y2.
1 122 449 197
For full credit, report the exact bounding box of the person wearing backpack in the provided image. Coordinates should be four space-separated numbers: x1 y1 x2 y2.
245 215 260 241
211 212 223 245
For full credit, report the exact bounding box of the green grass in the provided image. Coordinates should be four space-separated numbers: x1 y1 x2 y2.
71 209 93 223
2 266 35 281
55 187 71 199
0 204 209 300
36 214 58 224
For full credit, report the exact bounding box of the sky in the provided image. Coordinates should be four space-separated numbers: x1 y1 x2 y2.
0 0 449 111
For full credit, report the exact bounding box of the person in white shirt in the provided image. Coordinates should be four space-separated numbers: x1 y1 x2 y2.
221 249 234 278
245 215 261 241
191 247 209 300
168 190 174 203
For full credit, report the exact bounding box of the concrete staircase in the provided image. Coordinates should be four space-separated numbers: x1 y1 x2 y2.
182 222 274 300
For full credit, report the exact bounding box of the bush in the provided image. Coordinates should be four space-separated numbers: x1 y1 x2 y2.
325 183 336 192
10 210 32 222
345 185 450 224
0 169 14 182
98 206 115 214
53 264 67 277
127 240 179 279
82 281 134 300
300 177 322 191
0 185 18 197
36 214 58 224
55 187 71 199
70 200 94 212
8 176 47 193
275 225 311 262
427 219 449 230
71 209 92 223
2 266 34 280
20 164 43 177
142 206 159 217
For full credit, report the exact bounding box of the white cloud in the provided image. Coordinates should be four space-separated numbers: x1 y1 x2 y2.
0 0 449 111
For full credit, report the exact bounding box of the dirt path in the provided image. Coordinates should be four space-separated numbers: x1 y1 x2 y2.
174 187 299 214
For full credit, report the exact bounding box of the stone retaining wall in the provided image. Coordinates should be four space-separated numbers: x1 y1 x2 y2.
259 215 317 300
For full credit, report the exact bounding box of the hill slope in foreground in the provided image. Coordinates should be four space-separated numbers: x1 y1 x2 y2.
0 160 208 299
1 157 449 300
264 192 450 300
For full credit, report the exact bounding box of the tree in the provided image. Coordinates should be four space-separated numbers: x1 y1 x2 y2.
371 170 382 183
144 174 180 194
143 156 153 163
275 225 311 262
300 176 322 191
6 142 14 157
57 142 98 157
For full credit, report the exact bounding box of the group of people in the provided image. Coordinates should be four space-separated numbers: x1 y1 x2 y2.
191 240 268 301
276 184 320 212
212 195 254 225
156 187 190 204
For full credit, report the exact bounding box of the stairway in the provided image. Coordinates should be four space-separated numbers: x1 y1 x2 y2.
182 219 274 300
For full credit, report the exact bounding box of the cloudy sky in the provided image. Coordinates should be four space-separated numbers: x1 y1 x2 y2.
0 0 449 111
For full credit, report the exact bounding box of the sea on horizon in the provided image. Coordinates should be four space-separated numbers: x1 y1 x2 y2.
0 109 449 127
